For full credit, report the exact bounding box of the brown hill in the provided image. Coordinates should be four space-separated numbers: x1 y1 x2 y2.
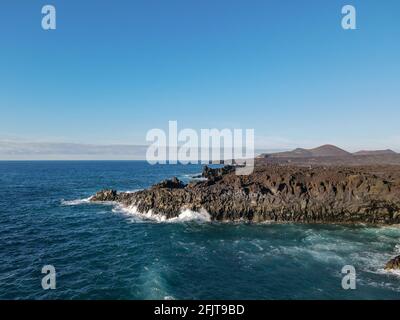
353 149 397 156
261 144 351 158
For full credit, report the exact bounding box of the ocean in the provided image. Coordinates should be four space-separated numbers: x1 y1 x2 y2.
0 161 399 299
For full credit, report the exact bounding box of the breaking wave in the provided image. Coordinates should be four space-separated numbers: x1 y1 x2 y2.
61 196 92 206
375 268 400 278
169 208 211 222
114 204 211 223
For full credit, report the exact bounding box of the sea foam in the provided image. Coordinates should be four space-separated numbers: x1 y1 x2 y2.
61 196 93 206
169 208 211 222
115 204 211 223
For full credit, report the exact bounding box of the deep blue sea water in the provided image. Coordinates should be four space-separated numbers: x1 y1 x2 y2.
0 161 399 299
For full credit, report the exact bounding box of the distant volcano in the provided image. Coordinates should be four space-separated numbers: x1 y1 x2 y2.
261 144 352 158
257 145 400 167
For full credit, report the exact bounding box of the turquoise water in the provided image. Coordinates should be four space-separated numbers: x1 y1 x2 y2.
0 161 399 299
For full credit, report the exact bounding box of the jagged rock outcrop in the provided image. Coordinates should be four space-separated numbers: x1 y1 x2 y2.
154 177 185 189
91 189 118 202
91 164 400 224
385 256 400 270
202 165 236 179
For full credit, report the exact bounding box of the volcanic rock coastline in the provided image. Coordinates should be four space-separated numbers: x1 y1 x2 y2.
91 163 400 224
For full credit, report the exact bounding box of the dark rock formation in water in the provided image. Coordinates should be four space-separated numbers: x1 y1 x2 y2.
91 164 400 224
91 189 117 202
385 256 400 270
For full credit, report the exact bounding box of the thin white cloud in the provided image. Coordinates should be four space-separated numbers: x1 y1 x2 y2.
0 141 148 160
1 135 399 160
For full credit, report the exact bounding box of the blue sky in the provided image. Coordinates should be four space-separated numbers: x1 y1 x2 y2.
0 0 399 152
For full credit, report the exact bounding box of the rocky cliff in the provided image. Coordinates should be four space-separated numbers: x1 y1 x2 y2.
91 164 400 224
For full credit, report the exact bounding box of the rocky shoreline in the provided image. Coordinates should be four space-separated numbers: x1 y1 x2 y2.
91 164 400 224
